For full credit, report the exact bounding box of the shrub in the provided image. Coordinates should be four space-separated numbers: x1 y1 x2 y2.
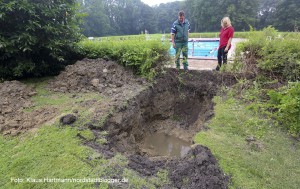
79 39 170 79
258 38 300 81
267 82 300 135
0 0 83 80
232 27 300 135
234 26 300 81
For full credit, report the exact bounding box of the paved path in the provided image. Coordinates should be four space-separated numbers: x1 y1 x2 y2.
168 59 218 71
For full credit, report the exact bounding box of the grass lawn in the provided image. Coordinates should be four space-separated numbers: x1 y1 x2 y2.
195 96 300 189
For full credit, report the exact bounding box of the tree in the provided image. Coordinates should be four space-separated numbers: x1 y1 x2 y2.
256 0 280 30
153 1 186 34
0 0 83 79
273 0 300 31
102 0 145 35
186 0 220 32
139 4 156 34
218 0 260 31
186 0 259 32
80 0 111 37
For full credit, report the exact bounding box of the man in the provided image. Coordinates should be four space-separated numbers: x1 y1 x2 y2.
217 17 234 71
171 11 190 71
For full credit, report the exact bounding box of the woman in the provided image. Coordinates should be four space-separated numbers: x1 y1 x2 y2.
217 17 234 71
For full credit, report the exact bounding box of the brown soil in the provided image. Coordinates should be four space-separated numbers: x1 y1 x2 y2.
0 81 57 135
129 145 229 189
47 58 147 95
1 58 247 188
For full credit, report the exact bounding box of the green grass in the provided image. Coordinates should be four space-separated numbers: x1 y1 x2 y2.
1 77 170 189
194 96 300 189
0 125 108 189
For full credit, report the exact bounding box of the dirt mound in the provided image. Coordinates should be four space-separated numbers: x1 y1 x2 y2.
168 145 229 189
128 145 229 188
0 81 57 135
1 59 148 135
47 58 147 96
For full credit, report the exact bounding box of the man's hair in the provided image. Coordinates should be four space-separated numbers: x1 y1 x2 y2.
178 11 185 17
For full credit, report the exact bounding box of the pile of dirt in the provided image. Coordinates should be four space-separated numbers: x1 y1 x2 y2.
47 58 150 130
47 58 148 98
1 59 148 136
128 145 229 188
0 81 57 135
168 145 229 189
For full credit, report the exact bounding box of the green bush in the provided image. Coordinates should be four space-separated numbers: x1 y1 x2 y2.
0 0 83 80
267 82 300 135
79 39 170 79
235 27 300 81
233 28 300 135
258 38 300 81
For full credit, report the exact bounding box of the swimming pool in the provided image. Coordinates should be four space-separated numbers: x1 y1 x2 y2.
170 40 219 58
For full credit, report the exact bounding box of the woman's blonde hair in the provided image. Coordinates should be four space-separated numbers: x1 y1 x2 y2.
221 17 231 27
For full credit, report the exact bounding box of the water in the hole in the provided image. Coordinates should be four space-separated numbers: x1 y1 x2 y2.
143 133 191 158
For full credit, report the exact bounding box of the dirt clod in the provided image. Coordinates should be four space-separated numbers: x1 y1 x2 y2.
60 114 77 125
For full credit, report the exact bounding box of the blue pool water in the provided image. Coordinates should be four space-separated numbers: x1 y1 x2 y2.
170 40 219 58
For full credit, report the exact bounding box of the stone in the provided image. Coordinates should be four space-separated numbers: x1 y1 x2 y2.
91 79 100 88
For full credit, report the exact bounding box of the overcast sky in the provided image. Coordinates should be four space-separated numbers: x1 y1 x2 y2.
141 0 181 6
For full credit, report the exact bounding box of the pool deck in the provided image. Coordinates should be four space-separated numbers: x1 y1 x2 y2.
168 38 245 71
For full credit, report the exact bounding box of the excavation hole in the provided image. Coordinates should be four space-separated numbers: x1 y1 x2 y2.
96 70 237 188
103 70 239 158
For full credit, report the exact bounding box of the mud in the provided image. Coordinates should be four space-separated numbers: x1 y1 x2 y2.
167 145 229 189
1 59 243 188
